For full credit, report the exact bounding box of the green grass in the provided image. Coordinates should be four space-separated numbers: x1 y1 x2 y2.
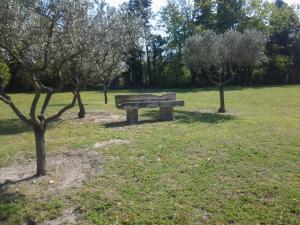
0 85 300 224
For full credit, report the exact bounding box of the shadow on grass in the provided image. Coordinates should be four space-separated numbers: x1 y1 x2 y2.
0 179 29 224
104 110 235 128
104 119 165 128
109 85 285 94
174 110 236 124
108 84 297 95
0 118 63 135
0 119 32 135
141 110 236 124
0 175 37 188
48 103 99 107
0 188 25 204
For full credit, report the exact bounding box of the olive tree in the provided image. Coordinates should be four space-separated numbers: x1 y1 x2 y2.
87 2 141 104
63 56 89 118
238 29 266 85
0 0 91 176
184 29 264 113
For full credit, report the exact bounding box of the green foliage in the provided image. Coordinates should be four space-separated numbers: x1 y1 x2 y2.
0 59 11 87
215 0 246 33
239 0 270 32
184 29 265 77
160 0 199 53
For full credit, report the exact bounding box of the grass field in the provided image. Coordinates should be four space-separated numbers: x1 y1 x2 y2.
0 85 300 225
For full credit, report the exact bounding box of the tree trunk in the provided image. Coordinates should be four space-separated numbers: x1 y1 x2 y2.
34 126 47 176
104 86 108 104
190 68 197 86
218 84 226 113
77 92 85 119
146 45 152 86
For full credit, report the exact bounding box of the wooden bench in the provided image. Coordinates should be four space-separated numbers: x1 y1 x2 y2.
115 93 184 123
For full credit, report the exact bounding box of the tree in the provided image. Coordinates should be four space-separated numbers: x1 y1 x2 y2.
64 56 89 118
215 0 246 33
127 0 152 87
238 29 265 85
160 0 199 86
151 35 166 86
239 0 270 33
0 0 91 176
194 0 215 30
266 1 300 84
184 29 264 112
87 2 140 104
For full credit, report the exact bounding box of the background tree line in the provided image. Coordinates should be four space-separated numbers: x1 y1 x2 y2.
120 0 300 89
2 0 300 92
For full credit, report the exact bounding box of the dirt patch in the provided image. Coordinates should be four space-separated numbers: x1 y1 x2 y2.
64 110 125 124
64 110 154 131
44 207 76 225
93 139 131 148
0 150 103 199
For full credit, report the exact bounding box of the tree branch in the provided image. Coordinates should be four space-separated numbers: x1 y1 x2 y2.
0 95 10 104
53 72 64 93
223 75 235 86
30 76 42 125
45 93 77 124
40 92 53 116
206 73 219 86
0 82 31 125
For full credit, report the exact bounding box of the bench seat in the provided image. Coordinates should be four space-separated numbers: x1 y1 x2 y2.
115 93 184 123
116 100 184 110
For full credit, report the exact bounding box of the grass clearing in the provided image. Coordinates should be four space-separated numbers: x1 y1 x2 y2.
0 85 300 224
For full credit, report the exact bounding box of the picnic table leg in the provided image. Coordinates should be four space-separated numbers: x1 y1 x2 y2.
160 107 174 121
127 109 138 123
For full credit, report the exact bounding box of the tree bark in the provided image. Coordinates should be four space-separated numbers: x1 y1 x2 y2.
76 92 85 118
218 84 226 113
146 45 152 86
190 68 197 86
104 86 108 104
34 126 47 176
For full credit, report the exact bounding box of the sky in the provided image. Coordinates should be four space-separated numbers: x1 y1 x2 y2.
108 0 300 12
108 0 167 12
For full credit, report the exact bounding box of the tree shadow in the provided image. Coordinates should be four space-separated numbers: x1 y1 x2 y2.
104 119 166 128
0 177 37 205
0 175 37 203
0 175 37 188
142 110 236 124
0 188 25 204
109 84 293 94
110 86 243 94
0 176 33 224
0 119 32 135
48 103 98 107
104 110 236 128
0 118 62 135
175 110 236 124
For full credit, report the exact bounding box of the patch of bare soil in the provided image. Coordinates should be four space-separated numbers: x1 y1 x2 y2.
64 110 154 131
93 139 131 148
0 150 103 199
44 207 76 225
0 138 133 224
64 110 125 124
